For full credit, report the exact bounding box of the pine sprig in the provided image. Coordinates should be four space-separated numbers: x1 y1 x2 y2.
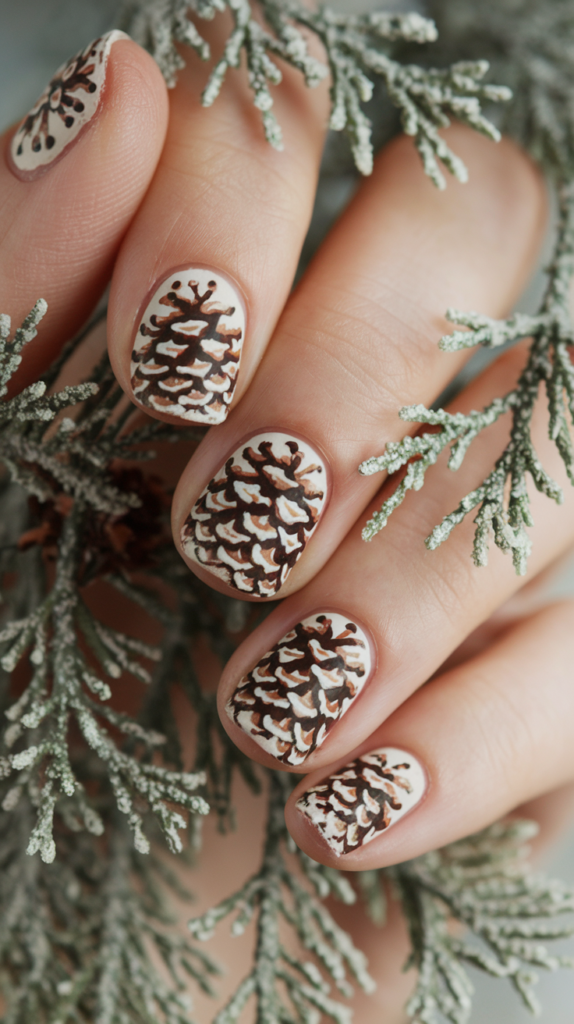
188 807 574 1024
0 300 98 427
118 0 509 181
135 557 264 831
360 179 574 575
0 306 212 862
386 821 574 1023
188 772 374 1024
0 500 209 861
427 0 574 178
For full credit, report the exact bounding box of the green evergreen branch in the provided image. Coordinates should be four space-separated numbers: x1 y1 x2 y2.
427 0 574 177
118 0 509 182
385 821 574 1023
188 772 374 1024
0 505 209 860
0 308 214 863
361 179 574 575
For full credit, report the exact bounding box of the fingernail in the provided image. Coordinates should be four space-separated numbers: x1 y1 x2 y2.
296 748 426 855
181 432 327 597
9 31 129 177
131 269 245 425
227 613 373 765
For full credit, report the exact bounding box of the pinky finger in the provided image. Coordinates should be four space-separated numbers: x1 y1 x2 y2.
286 599 574 869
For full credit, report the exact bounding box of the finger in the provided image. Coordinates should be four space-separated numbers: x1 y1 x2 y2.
217 335 574 773
286 598 574 868
172 125 545 599
1 33 168 385
107 22 330 427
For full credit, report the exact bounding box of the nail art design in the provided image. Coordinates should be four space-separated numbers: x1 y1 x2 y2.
10 32 126 175
227 613 372 765
181 432 327 597
296 748 426 855
130 270 245 425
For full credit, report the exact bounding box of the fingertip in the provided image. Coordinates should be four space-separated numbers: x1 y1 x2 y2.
1 33 170 386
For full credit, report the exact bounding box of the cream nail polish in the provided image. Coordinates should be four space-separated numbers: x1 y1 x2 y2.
227 612 373 765
130 269 245 425
181 432 327 597
10 31 128 176
296 748 426 855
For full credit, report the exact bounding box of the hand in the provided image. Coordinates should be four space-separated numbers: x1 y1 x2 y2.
4 21 573 891
108 29 574 874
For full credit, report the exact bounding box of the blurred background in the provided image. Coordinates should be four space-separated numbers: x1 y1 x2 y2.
1 0 574 1019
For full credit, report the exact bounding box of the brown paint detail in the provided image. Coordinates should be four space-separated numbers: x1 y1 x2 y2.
183 438 325 596
228 615 369 765
131 279 242 421
14 43 102 160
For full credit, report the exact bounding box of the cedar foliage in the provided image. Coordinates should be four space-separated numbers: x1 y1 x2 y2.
2 2 574 1021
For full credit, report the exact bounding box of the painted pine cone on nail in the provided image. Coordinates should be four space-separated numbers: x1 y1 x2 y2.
182 433 326 597
227 613 372 764
297 749 425 854
131 273 244 425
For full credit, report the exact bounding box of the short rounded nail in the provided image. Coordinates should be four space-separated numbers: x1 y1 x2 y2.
9 31 129 177
296 748 426 855
181 432 328 596
130 268 245 425
226 612 373 765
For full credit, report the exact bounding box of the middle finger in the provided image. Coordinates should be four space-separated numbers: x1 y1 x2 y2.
172 125 545 601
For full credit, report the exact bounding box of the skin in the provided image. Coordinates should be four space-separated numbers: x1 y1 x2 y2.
4 25 574 1019
2 38 168 386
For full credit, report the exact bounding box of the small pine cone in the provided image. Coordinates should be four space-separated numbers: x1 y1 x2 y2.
181 432 327 597
130 269 245 425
